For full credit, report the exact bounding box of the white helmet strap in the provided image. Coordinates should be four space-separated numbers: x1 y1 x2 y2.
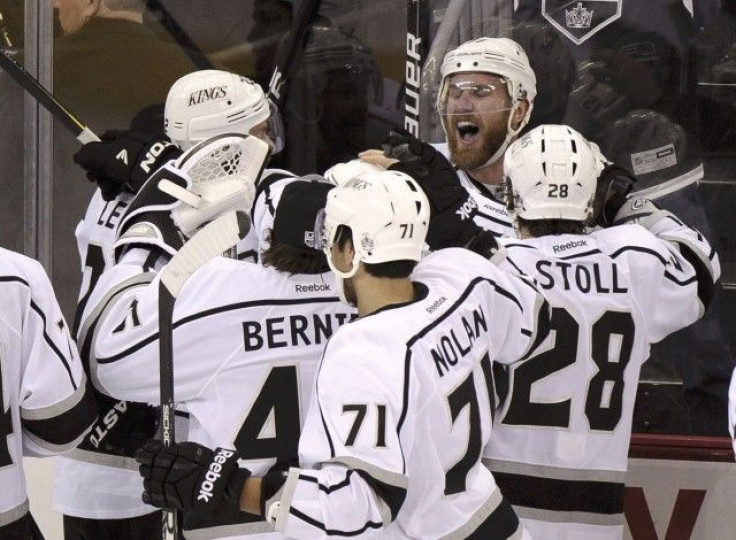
468 101 525 171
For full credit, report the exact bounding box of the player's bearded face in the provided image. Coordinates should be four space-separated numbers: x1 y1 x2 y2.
442 74 513 170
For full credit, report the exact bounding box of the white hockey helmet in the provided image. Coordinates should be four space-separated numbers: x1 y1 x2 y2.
437 37 537 125
322 170 430 278
164 70 284 153
504 124 605 222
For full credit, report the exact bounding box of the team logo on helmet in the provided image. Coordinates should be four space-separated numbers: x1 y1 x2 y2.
543 0 622 45
188 86 228 107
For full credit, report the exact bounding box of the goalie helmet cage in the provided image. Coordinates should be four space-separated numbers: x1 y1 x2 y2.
407 0 516 142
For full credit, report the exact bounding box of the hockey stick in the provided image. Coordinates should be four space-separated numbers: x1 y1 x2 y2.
419 0 469 141
0 48 99 144
266 0 323 107
404 0 430 136
144 0 213 70
158 210 249 539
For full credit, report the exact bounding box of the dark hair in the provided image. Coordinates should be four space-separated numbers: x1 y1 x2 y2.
261 229 329 274
517 217 586 236
334 225 416 278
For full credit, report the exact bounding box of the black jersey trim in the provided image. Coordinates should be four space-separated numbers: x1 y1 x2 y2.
22 383 97 446
476 211 513 228
298 470 356 493
289 507 383 537
97 296 342 364
29 299 77 390
466 495 520 540
610 245 667 265
0 275 78 390
493 471 625 515
557 248 603 260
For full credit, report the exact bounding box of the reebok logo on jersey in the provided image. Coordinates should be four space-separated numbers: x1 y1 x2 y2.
552 239 587 253
456 198 478 220
116 149 129 164
295 283 332 293
197 448 234 503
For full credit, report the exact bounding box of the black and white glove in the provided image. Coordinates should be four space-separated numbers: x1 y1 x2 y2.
74 130 182 201
594 164 637 227
382 130 481 250
136 440 250 519
114 163 190 261
611 197 672 229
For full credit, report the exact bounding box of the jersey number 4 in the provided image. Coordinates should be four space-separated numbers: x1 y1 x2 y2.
502 307 635 431
234 366 301 463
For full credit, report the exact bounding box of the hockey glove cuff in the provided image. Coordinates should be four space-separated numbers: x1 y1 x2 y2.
74 130 182 201
612 197 673 230
383 130 481 250
595 164 637 227
114 163 190 261
136 440 250 519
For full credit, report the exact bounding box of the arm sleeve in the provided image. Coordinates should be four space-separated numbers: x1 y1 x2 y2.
271 337 409 539
483 264 550 365
616 225 713 344
81 252 217 405
19 260 97 455
645 212 721 311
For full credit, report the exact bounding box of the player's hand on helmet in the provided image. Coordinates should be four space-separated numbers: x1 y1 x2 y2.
136 440 250 519
74 130 182 201
594 164 637 227
380 129 482 250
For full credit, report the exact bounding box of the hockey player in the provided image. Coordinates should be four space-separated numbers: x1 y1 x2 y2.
362 37 537 238
55 69 291 538
79 135 355 538
481 125 719 539
365 124 719 538
0 247 98 537
134 169 550 539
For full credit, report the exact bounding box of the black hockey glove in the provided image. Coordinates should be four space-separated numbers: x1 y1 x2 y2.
136 440 250 520
114 163 190 261
74 130 182 201
81 398 158 457
594 163 637 227
382 129 481 250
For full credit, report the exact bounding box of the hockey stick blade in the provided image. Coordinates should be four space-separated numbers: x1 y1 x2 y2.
157 210 249 539
0 48 98 143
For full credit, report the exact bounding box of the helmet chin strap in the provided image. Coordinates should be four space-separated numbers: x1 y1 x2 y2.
469 104 524 172
326 250 361 306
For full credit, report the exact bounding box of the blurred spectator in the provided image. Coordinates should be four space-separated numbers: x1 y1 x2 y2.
512 19 576 129
280 25 382 174
602 109 735 435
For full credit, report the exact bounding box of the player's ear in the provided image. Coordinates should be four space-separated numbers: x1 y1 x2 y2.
510 99 530 131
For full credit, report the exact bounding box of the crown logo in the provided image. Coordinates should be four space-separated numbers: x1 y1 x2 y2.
565 2 593 29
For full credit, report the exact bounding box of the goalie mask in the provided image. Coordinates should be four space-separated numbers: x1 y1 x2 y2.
504 124 605 222
436 37 537 169
322 169 429 279
165 70 284 154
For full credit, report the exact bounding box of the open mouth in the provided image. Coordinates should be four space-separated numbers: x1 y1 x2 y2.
455 120 480 146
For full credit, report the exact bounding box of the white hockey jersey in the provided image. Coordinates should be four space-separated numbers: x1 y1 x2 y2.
81 253 355 538
54 189 158 521
0 248 97 535
485 218 720 540
432 142 515 238
271 249 547 539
